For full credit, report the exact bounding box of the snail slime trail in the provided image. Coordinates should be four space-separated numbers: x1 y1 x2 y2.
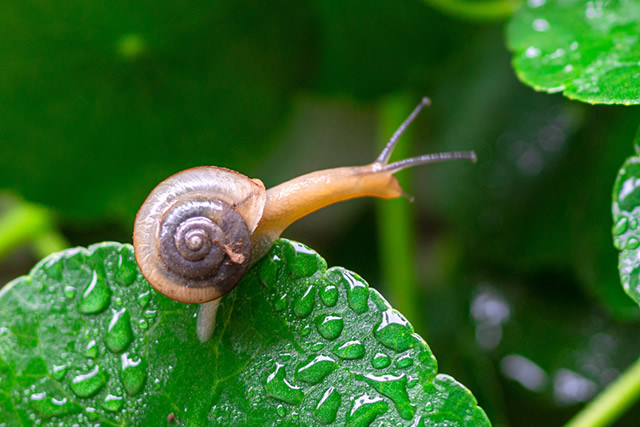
133 97 476 342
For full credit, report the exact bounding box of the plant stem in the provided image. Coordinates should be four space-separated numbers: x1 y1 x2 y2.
423 0 521 20
376 95 419 326
565 355 640 427
0 199 68 260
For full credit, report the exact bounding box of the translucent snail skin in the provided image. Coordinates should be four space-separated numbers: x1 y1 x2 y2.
133 97 476 342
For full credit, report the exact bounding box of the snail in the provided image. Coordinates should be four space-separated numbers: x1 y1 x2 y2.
133 97 475 342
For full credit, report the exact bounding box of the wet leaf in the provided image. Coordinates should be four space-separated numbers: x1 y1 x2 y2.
507 0 640 105
612 131 640 305
0 240 489 425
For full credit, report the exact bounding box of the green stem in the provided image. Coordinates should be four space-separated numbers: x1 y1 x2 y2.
565 355 640 427
0 199 68 260
423 0 521 20
376 95 419 326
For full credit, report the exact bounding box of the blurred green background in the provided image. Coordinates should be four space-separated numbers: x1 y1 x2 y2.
1 0 640 425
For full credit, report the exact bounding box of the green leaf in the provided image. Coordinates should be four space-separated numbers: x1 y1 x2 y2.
613 132 640 305
507 0 640 105
0 240 489 425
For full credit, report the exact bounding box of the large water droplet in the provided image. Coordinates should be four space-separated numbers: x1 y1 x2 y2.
70 366 107 398
115 251 137 286
106 308 133 353
374 309 420 352
52 364 68 381
294 284 316 318
83 340 98 359
137 291 151 309
287 241 323 278
63 286 76 300
120 353 147 396
101 394 124 412
316 314 344 341
359 373 415 420
333 340 365 360
77 271 111 315
347 393 388 426
341 270 369 314
320 283 338 307
313 386 341 424
30 391 81 418
296 355 337 385
372 352 391 369
274 293 287 312
265 363 304 405
613 217 628 235
396 354 414 368
627 237 640 250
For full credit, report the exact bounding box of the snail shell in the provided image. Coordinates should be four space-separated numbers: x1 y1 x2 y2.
133 167 266 304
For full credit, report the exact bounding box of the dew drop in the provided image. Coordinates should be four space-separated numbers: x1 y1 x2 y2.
144 309 157 319
102 394 124 412
359 373 415 420
52 364 68 381
372 352 391 369
84 340 98 359
296 355 337 385
311 342 324 352
274 294 287 312
120 353 147 396
333 340 365 360
70 366 107 398
341 271 369 314
63 286 77 300
301 324 311 337
139 319 149 330
265 363 304 405
316 314 344 341
115 252 137 286
294 284 316 318
632 218 639 230
287 241 323 278
77 271 111 315
396 354 414 368
613 217 628 235
313 386 341 424
626 237 640 250
614 238 623 250
276 404 286 417
347 393 389 426
320 283 339 307
374 309 420 352
105 308 133 353
137 291 151 309
30 391 81 418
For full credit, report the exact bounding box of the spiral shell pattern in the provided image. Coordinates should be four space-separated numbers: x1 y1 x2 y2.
133 167 266 304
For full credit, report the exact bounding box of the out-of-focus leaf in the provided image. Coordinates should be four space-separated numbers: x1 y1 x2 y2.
0 0 315 220
612 130 640 305
507 0 640 105
0 240 489 425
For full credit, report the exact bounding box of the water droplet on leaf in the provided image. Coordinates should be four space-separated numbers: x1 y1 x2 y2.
313 386 341 424
374 309 420 352
120 353 147 396
296 355 337 384
333 340 365 360
77 271 111 315
105 308 133 353
316 314 344 341
372 352 391 369
70 366 107 398
359 373 415 420
265 363 304 405
294 284 316 318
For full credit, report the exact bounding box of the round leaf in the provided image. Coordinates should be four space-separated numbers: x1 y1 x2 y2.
507 0 640 105
0 240 489 425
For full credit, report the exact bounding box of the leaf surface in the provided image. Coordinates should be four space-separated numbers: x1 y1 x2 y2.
507 0 640 104
613 132 640 305
0 240 489 425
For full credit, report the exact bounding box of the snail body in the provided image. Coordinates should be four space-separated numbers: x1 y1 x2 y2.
133 97 475 341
